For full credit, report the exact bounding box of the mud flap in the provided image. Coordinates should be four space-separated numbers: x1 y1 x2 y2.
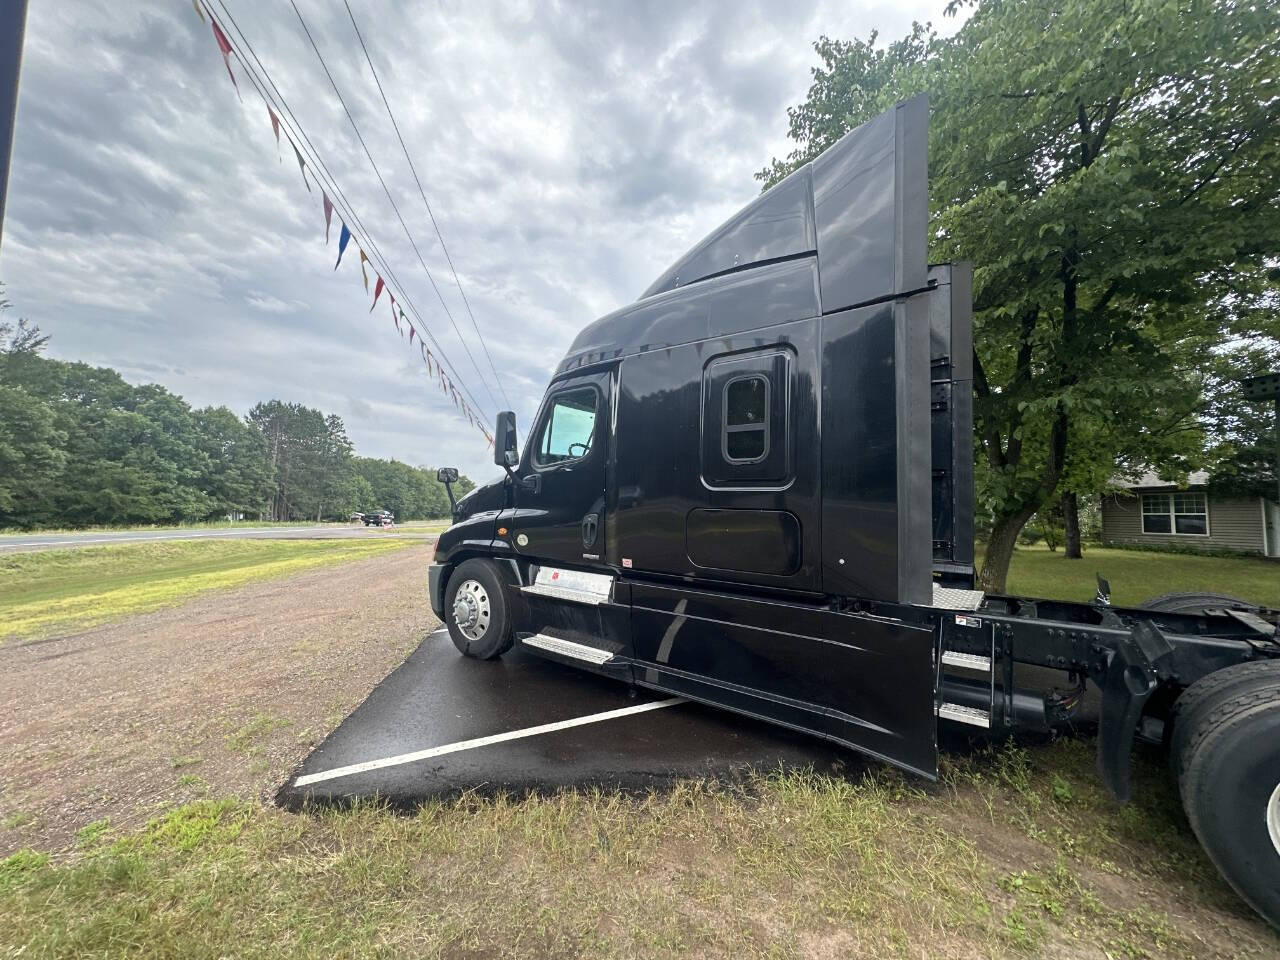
1097 620 1174 802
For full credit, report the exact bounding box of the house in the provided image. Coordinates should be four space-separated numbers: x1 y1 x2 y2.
1100 470 1280 557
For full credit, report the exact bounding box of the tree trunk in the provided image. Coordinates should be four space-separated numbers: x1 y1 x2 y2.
1063 491 1082 559
978 503 1039 593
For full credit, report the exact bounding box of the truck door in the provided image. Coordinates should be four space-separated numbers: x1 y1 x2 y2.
509 369 610 568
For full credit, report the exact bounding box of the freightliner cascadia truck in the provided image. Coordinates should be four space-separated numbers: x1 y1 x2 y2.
429 95 1280 929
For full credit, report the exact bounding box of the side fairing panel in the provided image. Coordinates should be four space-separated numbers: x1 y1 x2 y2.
631 580 937 778
640 167 816 300
811 95 929 314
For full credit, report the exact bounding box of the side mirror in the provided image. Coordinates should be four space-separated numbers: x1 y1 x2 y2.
436 466 459 513
494 411 519 469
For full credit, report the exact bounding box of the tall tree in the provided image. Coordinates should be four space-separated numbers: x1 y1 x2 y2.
193 406 273 517
760 0 1280 589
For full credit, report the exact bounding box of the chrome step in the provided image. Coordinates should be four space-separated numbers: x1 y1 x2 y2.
522 567 614 605
940 650 992 672
521 634 616 665
522 583 609 604
937 701 991 728
932 584 985 611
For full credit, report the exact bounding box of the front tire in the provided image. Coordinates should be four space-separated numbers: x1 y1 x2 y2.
444 559 514 660
1174 667 1280 930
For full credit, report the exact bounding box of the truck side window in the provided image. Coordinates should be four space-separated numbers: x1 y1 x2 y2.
724 375 769 462
534 387 598 467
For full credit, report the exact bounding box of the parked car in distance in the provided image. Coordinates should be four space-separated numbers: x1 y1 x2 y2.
363 510 394 527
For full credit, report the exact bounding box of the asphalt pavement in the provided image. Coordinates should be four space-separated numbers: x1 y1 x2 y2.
0 524 437 553
278 627 858 809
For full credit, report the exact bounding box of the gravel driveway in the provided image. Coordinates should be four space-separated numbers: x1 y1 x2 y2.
0 543 438 854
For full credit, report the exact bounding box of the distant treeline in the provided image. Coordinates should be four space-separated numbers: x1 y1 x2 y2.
0 319 472 529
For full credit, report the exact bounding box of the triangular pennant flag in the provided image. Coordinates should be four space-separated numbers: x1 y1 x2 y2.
389 296 402 337
289 138 311 192
192 0 205 24
358 250 370 293
422 346 433 376
209 19 242 101
267 106 281 158
322 193 333 242
334 223 351 269
408 324 416 347
371 275 385 312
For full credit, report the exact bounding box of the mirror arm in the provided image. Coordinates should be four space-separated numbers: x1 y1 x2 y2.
442 478 457 513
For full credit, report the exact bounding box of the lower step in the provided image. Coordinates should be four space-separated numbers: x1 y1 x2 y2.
937 701 991 728
522 634 616 665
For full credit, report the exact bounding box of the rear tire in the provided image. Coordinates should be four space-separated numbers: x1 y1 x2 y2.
1174 667 1280 930
1140 591 1259 614
1168 660 1280 778
444 559 514 660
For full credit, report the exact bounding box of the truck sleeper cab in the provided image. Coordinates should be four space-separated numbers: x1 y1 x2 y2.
429 96 1280 930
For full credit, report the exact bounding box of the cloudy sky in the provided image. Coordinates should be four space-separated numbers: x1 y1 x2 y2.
1 0 964 481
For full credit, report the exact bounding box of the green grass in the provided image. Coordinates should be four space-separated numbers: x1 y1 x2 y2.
0 519 337 537
999 544 1279 608
1 741 1270 959
0 538 418 641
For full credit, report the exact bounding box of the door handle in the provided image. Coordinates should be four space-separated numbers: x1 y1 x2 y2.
519 474 541 494
581 513 599 548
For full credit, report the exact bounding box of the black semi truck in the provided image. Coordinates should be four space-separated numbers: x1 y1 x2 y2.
429 95 1280 929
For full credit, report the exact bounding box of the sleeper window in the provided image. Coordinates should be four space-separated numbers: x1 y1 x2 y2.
535 387 598 467
700 348 791 486
724 376 769 462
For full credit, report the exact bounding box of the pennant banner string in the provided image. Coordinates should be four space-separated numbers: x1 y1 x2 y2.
199 3 494 438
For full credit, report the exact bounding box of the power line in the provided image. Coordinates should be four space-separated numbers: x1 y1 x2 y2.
286 0 504 415
342 0 512 411
211 1 493 427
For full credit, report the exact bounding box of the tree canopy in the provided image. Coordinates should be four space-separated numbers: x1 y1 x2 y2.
761 0 1280 588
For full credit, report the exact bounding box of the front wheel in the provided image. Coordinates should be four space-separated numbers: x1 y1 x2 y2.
444 559 514 660
1175 669 1280 930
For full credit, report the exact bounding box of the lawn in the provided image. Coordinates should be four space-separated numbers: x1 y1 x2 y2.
1 740 1272 959
0 519 337 537
999 544 1278 608
0 538 418 641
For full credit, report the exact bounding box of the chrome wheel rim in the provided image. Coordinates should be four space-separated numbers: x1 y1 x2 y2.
451 579 491 642
1268 781 1280 859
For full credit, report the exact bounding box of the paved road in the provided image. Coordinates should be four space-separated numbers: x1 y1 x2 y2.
0 524 439 553
278 628 860 809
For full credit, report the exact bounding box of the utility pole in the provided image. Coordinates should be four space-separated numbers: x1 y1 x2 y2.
0 0 30 255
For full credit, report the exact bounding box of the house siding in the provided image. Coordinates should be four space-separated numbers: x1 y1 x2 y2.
1101 493 1266 554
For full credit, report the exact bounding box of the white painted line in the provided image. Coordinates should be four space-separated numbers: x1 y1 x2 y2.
293 697 688 788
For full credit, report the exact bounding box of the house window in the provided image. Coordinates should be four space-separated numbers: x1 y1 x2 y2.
1141 492 1208 536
